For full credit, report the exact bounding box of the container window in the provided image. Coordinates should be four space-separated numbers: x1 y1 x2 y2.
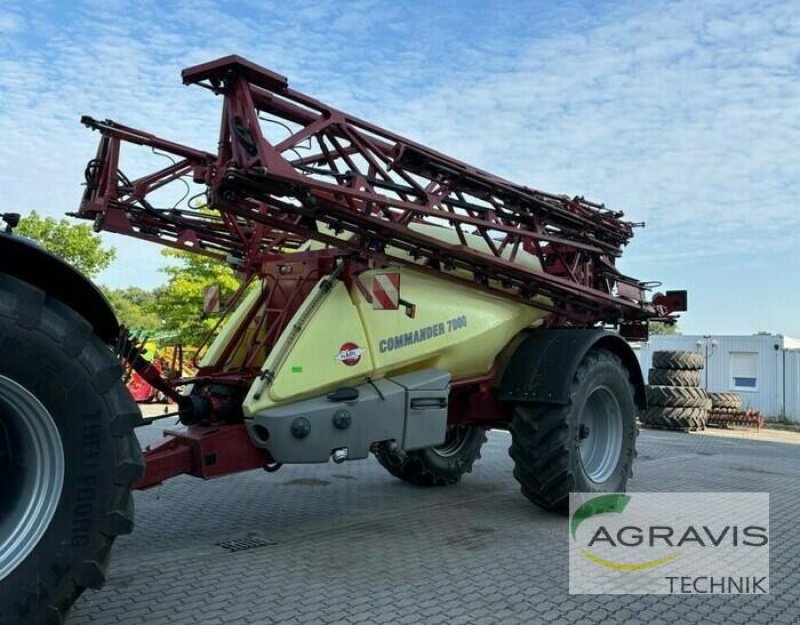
730 352 758 391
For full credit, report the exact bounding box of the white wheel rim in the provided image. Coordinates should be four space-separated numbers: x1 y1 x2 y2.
0 375 65 581
579 385 623 483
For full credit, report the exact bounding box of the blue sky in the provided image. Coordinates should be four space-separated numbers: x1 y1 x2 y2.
1 0 798 336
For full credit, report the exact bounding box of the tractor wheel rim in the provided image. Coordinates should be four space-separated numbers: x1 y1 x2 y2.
0 375 65 582
579 385 623 483
430 426 470 458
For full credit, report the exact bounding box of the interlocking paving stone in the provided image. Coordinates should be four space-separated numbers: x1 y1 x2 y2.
66 424 800 624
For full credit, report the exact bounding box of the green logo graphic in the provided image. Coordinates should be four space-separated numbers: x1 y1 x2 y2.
571 494 681 571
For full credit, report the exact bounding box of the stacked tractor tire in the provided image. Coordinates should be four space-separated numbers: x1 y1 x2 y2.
707 392 742 413
642 351 710 431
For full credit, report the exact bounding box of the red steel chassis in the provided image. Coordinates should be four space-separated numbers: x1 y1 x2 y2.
75 56 682 489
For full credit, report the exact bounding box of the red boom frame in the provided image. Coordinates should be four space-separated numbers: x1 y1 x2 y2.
79 56 678 334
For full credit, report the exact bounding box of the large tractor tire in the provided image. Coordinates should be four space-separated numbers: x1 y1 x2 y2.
375 425 486 486
641 406 707 431
647 368 700 387
646 385 711 408
0 275 143 625
508 349 637 515
651 350 704 370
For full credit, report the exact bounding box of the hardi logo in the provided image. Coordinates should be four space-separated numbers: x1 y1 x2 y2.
569 492 769 595
335 343 364 366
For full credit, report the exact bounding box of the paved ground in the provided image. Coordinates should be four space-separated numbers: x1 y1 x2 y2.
67 408 800 625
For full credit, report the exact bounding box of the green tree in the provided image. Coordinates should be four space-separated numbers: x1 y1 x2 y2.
154 250 240 347
16 211 116 278
101 286 163 333
650 322 679 335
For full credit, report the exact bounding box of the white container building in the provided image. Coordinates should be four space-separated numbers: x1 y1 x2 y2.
634 335 800 422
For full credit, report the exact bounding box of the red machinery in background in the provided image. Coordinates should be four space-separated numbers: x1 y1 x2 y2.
124 343 186 403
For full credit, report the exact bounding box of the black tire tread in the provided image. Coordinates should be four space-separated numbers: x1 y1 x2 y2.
646 384 710 408
375 426 487 486
708 392 742 410
652 350 705 370
508 350 637 514
641 406 708 431
647 368 700 387
0 274 144 625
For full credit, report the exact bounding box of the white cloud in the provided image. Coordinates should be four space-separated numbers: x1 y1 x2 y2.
1 0 798 333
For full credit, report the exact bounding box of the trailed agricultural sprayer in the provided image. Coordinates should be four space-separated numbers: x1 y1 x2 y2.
0 56 685 623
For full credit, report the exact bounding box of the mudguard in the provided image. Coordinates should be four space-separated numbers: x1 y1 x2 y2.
0 231 118 343
497 329 646 409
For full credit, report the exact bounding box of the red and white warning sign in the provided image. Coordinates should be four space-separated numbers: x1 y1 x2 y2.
203 284 221 314
335 342 365 366
372 273 400 310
